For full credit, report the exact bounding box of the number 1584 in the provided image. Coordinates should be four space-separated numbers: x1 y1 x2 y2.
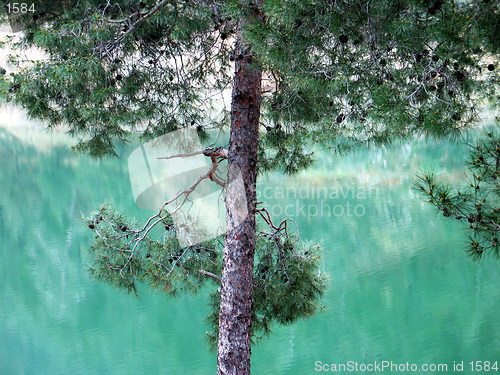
6 3 35 13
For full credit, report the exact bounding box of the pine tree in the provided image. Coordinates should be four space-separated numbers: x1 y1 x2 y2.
416 131 499 260
1 1 498 374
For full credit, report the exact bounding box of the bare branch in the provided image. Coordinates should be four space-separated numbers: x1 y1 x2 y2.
256 207 297 236
199 269 222 282
158 147 228 160
208 155 226 188
157 150 205 160
97 144 230 276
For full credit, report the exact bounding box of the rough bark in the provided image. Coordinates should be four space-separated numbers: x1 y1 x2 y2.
217 13 263 375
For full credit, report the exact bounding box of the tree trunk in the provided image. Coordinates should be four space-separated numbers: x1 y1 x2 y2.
217 17 263 375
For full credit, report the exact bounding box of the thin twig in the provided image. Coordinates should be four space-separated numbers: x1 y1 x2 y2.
157 150 204 159
199 269 222 282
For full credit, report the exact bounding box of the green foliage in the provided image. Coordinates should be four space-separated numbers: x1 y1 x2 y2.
86 203 326 348
252 234 327 326
258 126 316 174
206 228 327 349
1 0 234 156
2 0 498 166
249 0 499 167
86 203 224 295
0 66 9 101
416 131 500 260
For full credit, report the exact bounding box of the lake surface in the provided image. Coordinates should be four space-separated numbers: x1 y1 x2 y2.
1 107 499 374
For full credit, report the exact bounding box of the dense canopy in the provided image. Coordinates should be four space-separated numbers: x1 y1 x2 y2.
1 0 498 166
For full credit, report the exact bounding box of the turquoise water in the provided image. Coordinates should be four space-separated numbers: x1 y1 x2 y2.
0 109 498 374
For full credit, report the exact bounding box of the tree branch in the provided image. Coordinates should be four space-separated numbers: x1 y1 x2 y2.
157 150 205 159
97 0 172 55
208 155 226 188
158 147 228 160
158 147 228 188
199 269 222 282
